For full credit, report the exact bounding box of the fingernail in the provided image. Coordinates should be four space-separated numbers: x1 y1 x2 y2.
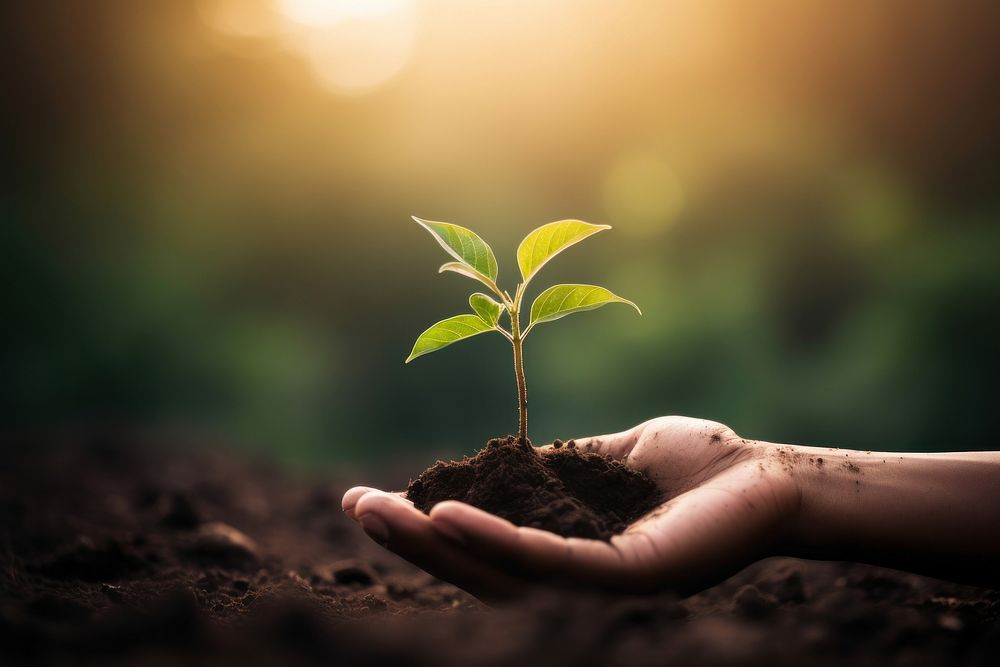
433 520 466 546
359 513 390 546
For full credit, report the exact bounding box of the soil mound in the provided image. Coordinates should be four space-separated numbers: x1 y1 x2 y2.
406 436 663 540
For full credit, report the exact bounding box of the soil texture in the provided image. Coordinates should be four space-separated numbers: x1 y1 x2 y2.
1 430 998 666
406 435 662 540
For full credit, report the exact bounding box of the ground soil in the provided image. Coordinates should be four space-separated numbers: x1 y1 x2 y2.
1 430 998 666
406 436 662 540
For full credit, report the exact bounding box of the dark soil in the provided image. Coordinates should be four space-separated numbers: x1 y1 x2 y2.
1 430 999 666
406 435 663 540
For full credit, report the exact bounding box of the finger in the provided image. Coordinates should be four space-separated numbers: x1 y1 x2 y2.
429 500 636 587
428 494 761 593
353 492 529 601
342 487 412 520
429 501 570 574
342 486 380 519
571 423 644 460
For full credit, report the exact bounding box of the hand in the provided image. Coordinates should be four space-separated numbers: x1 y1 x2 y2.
342 417 801 601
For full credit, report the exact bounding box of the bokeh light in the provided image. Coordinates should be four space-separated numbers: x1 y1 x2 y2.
200 0 417 94
275 0 416 94
603 151 685 237
277 0 412 25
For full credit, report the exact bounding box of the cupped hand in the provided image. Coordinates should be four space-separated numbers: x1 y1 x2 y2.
342 416 801 601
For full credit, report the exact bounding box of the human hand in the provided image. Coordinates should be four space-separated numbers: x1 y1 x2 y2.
342 417 802 600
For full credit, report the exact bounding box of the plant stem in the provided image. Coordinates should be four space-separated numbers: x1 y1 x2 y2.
510 306 529 444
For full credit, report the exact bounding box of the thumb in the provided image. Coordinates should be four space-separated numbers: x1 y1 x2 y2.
570 423 644 460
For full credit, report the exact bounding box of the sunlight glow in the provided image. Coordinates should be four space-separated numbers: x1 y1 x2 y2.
276 0 416 95
277 0 412 26
200 0 416 95
199 0 276 38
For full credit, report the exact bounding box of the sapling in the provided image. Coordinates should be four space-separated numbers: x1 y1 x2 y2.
406 217 641 443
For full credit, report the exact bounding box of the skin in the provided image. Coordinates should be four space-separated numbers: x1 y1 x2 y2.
342 416 1000 602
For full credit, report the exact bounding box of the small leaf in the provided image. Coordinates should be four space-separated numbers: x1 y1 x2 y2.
469 293 503 326
529 284 641 328
405 314 494 363
517 220 611 285
413 216 498 281
438 262 498 292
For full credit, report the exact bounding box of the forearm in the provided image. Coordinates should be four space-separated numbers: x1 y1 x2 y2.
781 444 1000 586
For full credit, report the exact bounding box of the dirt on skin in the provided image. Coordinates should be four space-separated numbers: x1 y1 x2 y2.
406 435 663 540
1 430 999 666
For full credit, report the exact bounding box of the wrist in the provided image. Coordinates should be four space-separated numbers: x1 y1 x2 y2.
755 442 889 557
737 440 817 556
785 444 874 555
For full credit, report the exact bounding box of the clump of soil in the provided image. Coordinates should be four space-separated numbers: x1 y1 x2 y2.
406 436 663 540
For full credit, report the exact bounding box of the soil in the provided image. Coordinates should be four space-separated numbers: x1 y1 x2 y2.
2 430 999 666
406 436 663 540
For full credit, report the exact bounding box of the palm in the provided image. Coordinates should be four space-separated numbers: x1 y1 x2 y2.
343 417 799 601
614 419 798 588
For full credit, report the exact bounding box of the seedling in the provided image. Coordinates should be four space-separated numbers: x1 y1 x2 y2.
406 217 641 443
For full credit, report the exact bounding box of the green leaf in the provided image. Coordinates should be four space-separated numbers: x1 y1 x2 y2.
413 216 498 281
528 284 641 329
438 262 500 293
405 314 494 363
469 293 503 326
517 220 611 285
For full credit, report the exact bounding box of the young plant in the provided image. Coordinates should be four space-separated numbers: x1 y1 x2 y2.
405 217 641 443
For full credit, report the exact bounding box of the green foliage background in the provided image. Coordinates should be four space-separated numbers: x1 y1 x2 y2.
3 1 998 466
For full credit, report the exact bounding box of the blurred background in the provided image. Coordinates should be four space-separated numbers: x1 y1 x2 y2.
2 0 998 469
